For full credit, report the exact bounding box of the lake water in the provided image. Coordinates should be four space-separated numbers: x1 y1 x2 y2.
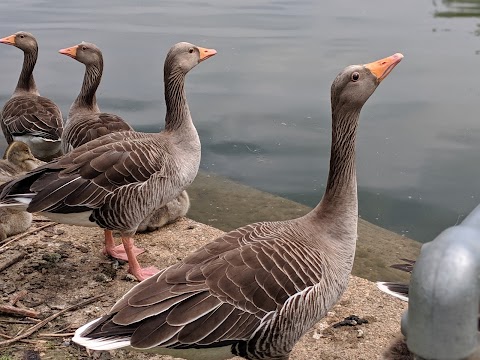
0 0 478 243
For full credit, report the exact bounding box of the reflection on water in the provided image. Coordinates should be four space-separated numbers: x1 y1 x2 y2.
434 0 480 35
434 0 480 18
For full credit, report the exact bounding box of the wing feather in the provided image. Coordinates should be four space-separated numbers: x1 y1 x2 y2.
78 221 325 349
2 95 63 142
0 132 174 215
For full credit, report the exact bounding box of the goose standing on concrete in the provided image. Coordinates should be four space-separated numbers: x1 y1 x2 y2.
0 42 216 281
0 141 44 240
0 31 63 161
58 42 133 153
59 41 189 231
73 53 403 359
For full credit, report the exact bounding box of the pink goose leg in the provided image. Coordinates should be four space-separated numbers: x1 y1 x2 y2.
121 236 159 281
103 230 144 261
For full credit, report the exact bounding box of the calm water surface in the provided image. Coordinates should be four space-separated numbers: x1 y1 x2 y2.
0 0 478 243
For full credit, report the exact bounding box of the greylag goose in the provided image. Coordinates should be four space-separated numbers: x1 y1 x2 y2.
0 31 63 161
58 42 133 154
59 41 189 232
376 259 414 302
72 53 403 359
137 190 190 233
0 141 44 240
0 42 216 281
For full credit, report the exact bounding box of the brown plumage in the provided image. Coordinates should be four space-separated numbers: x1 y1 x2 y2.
0 42 217 281
0 31 63 161
137 190 190 233
72 53 403 360
59 41 189 232
58 41 133 153
0 141 44 240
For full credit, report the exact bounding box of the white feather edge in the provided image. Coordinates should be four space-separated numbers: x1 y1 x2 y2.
72 317 234 360
376 282 409 302
72 317 131 350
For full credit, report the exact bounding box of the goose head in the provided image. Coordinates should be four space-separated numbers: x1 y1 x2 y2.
164 42 217 75
331 53 403 114
4 141 44 171
0 31 37 53
58 41 103 66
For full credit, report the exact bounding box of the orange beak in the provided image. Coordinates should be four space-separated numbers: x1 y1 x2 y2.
365 53 404 82
0 34 16 46
198 47 217 62
59 45 78 58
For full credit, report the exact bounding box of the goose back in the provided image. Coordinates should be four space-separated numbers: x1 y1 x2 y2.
1 129 199 232
62 112 132 153
76 218 353 358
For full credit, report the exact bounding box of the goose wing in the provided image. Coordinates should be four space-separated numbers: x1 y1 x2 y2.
0 131 174 213
78 221 323 349
1 95 63 142
63 113 133 152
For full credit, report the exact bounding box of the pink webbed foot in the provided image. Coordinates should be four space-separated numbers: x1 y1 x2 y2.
103 244 145 261
103 229 145 261
128 265 160 281
120 236 159 281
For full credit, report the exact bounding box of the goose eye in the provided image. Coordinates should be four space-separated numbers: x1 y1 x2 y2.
19 35 25 39
351 72 360 82
188 48 194 54
81 46 87 51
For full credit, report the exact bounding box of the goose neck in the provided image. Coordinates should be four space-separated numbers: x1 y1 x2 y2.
14 50 38 95
314 107 360 217
164 69 191 132
71 63 102 114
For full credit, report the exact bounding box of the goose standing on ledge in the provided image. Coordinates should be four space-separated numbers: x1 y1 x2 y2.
58 42 189 232
73 53 403 360
0 31 63 161
0 42 216 281
58 42 133 153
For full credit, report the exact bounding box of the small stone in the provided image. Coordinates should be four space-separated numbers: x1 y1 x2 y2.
187 225 195 230
94 273 112 283
77 245 89 253
124 274 137 282
23 350 41 360
318 322 329 331
356 329 364 338
312 330 322 340
42 252 62 263
49 302 67 310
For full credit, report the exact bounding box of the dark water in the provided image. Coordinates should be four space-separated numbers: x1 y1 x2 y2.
0 0 479 243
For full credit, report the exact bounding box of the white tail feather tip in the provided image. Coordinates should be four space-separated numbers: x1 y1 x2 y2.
376 282 409 302
73 317 131 351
